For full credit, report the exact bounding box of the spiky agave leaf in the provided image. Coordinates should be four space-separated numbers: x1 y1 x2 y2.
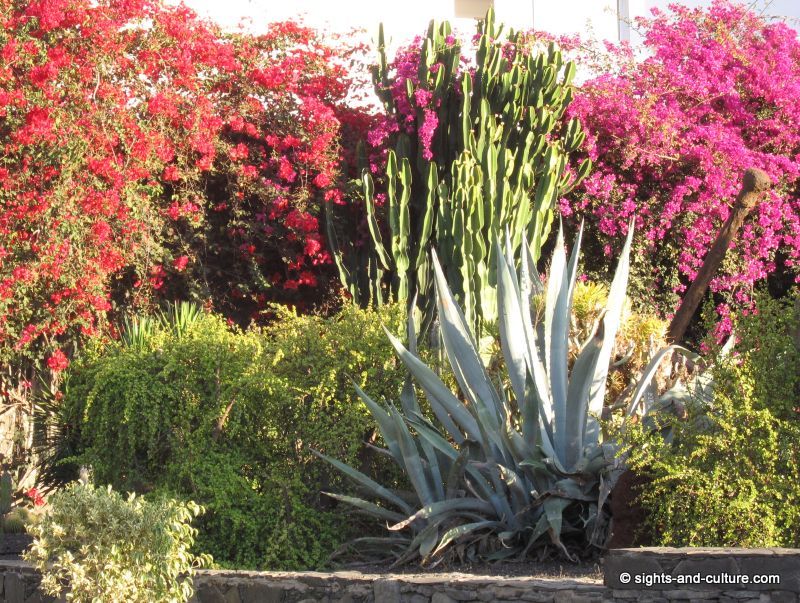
320 217 691 564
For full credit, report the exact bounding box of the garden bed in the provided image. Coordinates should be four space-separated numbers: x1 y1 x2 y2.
1 548 799 603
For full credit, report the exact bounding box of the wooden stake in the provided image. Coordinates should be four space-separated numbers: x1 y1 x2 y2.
667 168 771 343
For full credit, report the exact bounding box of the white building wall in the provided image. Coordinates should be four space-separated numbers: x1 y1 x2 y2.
178 0 798 44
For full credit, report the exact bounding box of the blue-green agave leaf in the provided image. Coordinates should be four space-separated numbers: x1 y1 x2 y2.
388 498 495 531
430 521 502 558
584 217 635 447
322 492 407 523
312 450 412 515
384 328 477 443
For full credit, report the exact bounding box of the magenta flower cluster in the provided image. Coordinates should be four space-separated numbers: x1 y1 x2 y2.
367 37 454 164
566 1 800 331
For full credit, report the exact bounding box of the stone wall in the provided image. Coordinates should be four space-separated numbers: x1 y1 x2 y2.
1 548 798 602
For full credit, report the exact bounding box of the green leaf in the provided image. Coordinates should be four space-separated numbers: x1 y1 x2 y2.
430 520 501 558
388 498 495 532
384 328 479 443
322 493 406 523
312 450 412 515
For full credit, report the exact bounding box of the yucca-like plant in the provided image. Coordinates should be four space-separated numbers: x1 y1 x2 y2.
319 221 688 564
120 301 203 348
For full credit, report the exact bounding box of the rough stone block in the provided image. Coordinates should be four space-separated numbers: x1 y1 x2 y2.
671 556 740 590
5 573 26 603
735 557 800 593
373 579 400 603
239 583 284 603
515 592 557 603
603 553 664 589
222 585 242 603
554 592 599 603
195 582 228 603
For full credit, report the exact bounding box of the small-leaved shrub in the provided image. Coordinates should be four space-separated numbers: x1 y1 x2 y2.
24 482 208 603
56 302 406 569
623 292 800 546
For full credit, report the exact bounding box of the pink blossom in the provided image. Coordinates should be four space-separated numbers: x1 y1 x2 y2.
565 0 800 322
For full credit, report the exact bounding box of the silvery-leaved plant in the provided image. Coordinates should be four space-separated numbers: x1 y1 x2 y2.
318 220 692 564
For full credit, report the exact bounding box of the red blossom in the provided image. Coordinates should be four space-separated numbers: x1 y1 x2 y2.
46 349 69 372
172 255 189 271
0 0 367 363
25 487 45 507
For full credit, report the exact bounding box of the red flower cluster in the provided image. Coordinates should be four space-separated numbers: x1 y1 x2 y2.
0 0 368 364
25 487 45 507
46 349 69 372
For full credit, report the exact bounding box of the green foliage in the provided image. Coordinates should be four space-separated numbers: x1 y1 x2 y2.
732 293 800 420
0 471 11 516
24 482 208 603
623 291 800 547
57 303 406 569
0 470 33 534
321 223 682 564
331 9 589 339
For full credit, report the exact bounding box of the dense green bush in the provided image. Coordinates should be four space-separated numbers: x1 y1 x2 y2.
623 292 800 547
25 482 208 603
56 303 406 569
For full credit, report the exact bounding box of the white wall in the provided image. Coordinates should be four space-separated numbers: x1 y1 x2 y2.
176 0 799 43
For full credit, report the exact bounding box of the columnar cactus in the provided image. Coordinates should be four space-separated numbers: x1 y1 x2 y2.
330 9 590 338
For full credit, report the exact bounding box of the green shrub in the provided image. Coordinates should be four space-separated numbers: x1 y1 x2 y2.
24 482 208 603
623 292 800 547
56 302 407 569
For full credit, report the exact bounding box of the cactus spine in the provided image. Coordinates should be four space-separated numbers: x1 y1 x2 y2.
330 9 590 338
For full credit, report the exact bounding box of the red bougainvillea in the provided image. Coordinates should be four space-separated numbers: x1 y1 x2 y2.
563 1 800 331
0 0 368 367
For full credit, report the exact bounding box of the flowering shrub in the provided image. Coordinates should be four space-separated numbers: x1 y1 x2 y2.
0 0 366 375
565 1 800 327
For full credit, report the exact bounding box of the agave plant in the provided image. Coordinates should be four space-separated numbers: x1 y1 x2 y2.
318 221 686 564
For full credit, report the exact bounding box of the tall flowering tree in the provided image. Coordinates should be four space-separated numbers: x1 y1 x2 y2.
565 1 800 333
0 0 366 380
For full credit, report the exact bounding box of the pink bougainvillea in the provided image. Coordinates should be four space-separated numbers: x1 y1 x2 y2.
565 1 800 327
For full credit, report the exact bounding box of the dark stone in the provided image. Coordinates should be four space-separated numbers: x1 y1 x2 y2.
0 535 33 556
239 583 284 603
5 573 26 603
222 585 242 603
733 555 800 592
670 556 740 590
603 553 664 589
195 581 228 603
372 579 400 603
